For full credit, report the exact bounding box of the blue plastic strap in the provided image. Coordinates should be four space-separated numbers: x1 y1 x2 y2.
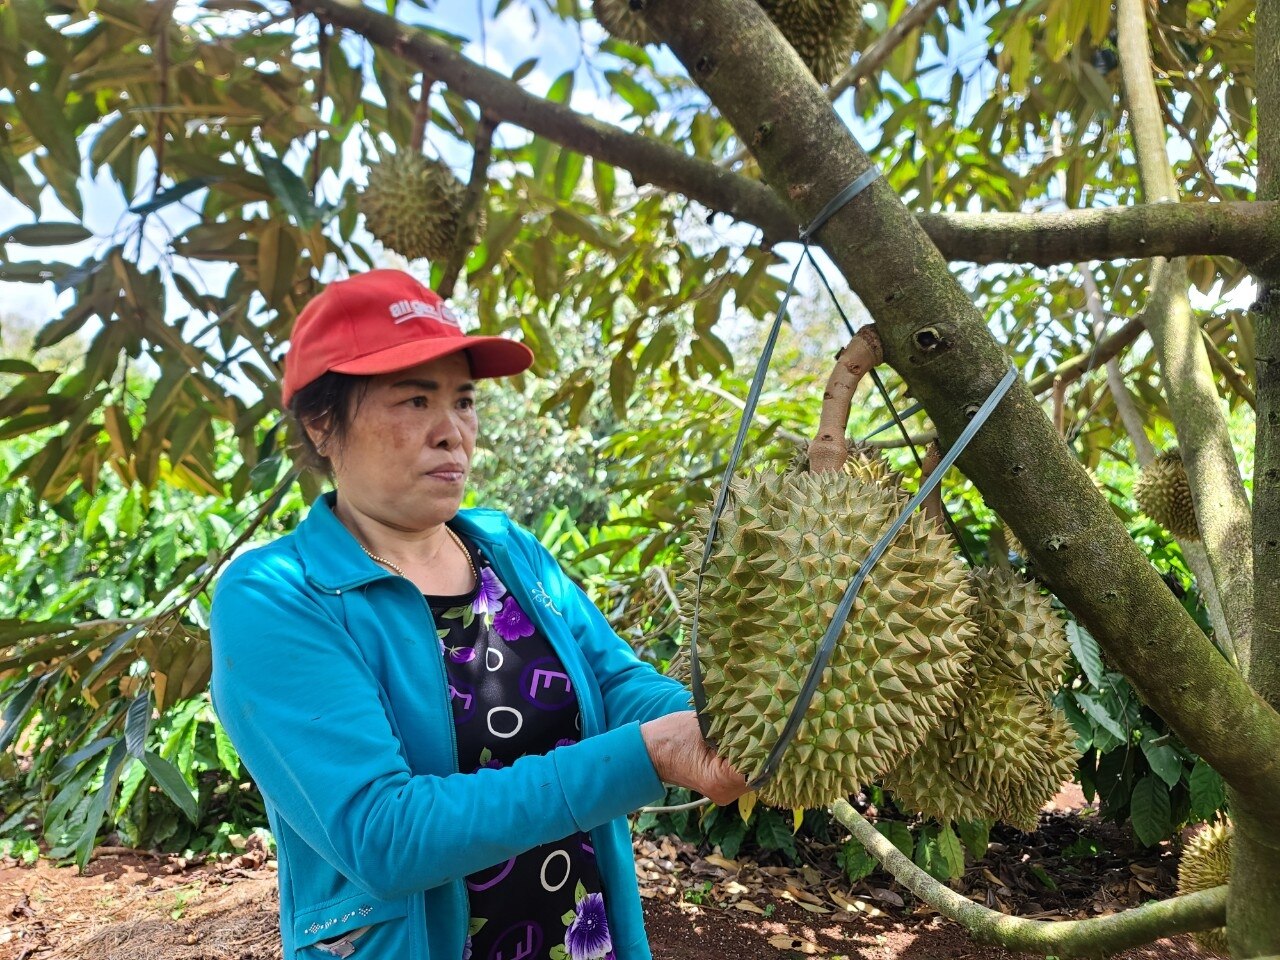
798 167 880 242
746 363 1019 789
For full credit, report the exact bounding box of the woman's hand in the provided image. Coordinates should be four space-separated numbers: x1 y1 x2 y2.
640 711 750 805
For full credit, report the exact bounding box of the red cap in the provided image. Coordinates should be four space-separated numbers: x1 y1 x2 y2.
281 269 534 406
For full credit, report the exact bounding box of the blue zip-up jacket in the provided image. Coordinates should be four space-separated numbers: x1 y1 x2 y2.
209 493 691 960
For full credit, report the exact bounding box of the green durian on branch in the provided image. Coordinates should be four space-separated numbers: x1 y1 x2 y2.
593 0 657 46
1134 448 1199 540
1177 819 1232 954
681 329 979 810
966 566 1068 698
882 676 1078 831
756 0 867 84
681 467 978 810
357 150 483 263
883 563 1077 829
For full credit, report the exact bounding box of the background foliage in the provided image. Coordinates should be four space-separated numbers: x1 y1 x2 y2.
0 0 1258 877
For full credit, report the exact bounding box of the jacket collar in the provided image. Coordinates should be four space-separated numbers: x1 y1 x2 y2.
295 491 515 591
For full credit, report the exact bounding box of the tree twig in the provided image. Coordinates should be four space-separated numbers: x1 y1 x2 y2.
437 115 495 300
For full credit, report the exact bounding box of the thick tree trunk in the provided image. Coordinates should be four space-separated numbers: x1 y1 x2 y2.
641 0 1280 823
1234 1 1280 957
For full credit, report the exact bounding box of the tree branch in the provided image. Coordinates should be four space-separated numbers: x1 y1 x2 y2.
1026 317 1147 395
643 0 1280 824
915 203 1280 272
827 0 949 100
1117 0 1255 666
294 0 1280 268
829 800 1227 957
438 115 494 300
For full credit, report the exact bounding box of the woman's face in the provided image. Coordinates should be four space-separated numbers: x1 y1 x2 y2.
321 351 479 532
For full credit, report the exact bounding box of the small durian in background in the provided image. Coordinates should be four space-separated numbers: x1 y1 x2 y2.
1177 819 1232 954
593 0 658 46
1134 448 1199 540
756 0 867 84
357 151 483 263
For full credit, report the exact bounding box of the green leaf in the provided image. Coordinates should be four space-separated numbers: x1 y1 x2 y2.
1139 733 1183 788
73 739 130 871
1129 776 1172 847
591 160 616 212
256 153 320 227
1066 621 1104 687
753 808 797 860
838 839 877 883
955 819 991 860
52 737 120 784
0 675 42 753
546 70 574 104
874 820 913 859
124 690 151 759
1189 759 1226 821
128 177 216 216
213 718 241 779
936 822 965 878
511 57 538 82
1072 690 1128 742
604 70 660 116
574 879 587 903
2 222 93 245
142 749 199 822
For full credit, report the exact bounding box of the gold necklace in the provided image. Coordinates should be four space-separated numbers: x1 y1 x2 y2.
359 526 477 585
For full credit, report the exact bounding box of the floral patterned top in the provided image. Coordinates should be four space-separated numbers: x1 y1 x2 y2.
426 526 615 960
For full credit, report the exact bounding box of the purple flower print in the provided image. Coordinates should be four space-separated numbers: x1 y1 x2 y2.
493 597 535 641
565 893 612 960
447 645 477 664
462 935 472 960
472 567 506 616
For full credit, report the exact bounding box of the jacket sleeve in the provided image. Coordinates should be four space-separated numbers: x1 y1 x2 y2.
512 527 693 730
209 548 666 902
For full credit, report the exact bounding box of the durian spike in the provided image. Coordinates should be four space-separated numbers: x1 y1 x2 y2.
809 325 882 473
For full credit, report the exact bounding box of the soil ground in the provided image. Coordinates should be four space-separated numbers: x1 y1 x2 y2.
0 785 1219 960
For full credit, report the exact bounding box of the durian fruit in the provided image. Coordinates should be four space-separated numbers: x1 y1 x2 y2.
884 678 1078 830
593 0 657 46
883 566 1079 831
1134 448 1199 541
681 467 979 810
358 151 483 263
966 566 1068 697
756 0 867 85
665 645 691 685
1177 819 1232 954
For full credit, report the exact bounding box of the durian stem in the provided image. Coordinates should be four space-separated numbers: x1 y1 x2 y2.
438 115 495 300
830 800 1228 957
919 441 945 528
410 75 433 152
809 326 882 473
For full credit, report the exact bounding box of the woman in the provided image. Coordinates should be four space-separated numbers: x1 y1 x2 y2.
209 268 746 960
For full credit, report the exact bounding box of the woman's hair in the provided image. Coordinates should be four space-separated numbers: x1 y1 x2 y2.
286 371 371 475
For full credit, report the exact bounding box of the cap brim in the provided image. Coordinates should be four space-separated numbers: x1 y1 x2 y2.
329 335 534 380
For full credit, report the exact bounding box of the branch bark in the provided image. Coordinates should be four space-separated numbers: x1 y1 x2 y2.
1236 3 1280 957
830 800 1227 957
295 0 1280 268
1117 0 1254 668
642 0 1280 825
1080 268 1233 657
437 115 495 301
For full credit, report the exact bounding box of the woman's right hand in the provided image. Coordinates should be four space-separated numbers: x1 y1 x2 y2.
640 711 750 806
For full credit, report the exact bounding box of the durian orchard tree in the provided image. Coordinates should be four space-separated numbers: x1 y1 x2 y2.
1 0 1278 955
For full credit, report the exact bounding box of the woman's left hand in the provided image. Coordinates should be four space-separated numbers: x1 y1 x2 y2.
640 711 751 805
